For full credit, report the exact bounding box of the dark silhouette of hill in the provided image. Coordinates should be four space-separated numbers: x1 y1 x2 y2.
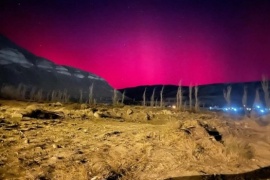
0 34 116 102
119 81 266 107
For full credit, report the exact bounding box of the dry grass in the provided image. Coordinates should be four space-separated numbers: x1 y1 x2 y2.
224 136 254 160
0 100 270 179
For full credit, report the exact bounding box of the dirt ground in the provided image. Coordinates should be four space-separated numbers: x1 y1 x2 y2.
1 100 270 180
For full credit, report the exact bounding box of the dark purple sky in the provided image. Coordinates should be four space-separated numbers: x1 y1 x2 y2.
1 0 270 88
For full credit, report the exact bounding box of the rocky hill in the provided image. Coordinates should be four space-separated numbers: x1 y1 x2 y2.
0 34 118 103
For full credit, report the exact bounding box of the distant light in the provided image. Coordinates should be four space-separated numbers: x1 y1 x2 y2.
172 105 176 109
209 107 212 110
260 109 265 113
256 105 261 108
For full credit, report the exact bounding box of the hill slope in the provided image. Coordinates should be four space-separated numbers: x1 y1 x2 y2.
0 34 116 102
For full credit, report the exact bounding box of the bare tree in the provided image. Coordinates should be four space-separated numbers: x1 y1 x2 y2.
189 84 193 111
30 87 37 101
242 86 248 116
251 88 261 117
155 98 158 107
160 86 164 107
55 90 63 102
242 86 247 107
194 85 199 112
16 83 23 99
176 81 182 110
63 89 69 103
113 89 118 105
183 101 187 110
143 87 147 106
36 89 43 102
89 83 94 104
16 83 27 100
51 90 56 102
79 89 83 103
150 88 156 107
261 75 270 108
253 88 261 107
1 84 27 100
223 85 232 108
121 90 125 105
46 91 51 102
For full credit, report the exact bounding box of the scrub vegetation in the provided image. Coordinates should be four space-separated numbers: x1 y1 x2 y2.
0 99 270 180
0 76 270 179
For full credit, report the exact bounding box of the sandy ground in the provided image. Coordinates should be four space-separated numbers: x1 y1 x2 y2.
1 100 270 180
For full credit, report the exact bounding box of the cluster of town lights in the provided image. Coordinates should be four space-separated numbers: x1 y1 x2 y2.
209 104 270 115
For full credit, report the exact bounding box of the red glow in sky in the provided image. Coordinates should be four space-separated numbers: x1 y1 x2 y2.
1 0 270 88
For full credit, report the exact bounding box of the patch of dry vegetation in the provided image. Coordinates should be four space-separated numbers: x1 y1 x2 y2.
0 100 270 179
224 136 254 160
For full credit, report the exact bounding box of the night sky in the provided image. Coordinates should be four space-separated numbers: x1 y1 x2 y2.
1 0 270 89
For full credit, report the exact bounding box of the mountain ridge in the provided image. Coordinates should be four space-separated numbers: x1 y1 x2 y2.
0 34 117 103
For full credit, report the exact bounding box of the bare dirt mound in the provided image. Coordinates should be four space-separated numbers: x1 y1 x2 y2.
1 100 270 180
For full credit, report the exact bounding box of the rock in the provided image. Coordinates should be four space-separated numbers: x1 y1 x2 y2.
94 112 102 118
21 117 31 121
162 110 172 115
48 156 58 164
91 176 100 180
35 146 43 151
86 111 94 117
52 144 60 149
55 102 63 106
80 104 89 109
116 112 123 117
50 102 63 107
24 139 30 144
11 112 23 119
127 109 133 115
26 104 40 111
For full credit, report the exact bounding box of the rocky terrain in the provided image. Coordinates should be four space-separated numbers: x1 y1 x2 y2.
1 100 270 179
